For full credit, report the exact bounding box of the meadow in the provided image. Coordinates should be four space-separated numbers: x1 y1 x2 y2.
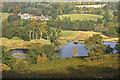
0 13 11 23
3 54 119 78
58 14 103 21
2 13 10 18
61 30 118 42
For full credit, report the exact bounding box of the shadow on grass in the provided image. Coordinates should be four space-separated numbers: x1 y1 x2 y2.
2 65 119 79
66 65 119 78
72 56 89 59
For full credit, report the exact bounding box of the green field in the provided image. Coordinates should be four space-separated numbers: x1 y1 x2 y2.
58 14 103 21
3 54 119 78
2 12 10 18
61 30 78 37
0 13 11 23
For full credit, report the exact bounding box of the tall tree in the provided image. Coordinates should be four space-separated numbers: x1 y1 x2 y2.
36 23 47 40
84 34 105 60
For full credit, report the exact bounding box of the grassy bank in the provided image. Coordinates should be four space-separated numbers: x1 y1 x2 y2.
58 14 103 21
3 54 119 78
1 37 51 50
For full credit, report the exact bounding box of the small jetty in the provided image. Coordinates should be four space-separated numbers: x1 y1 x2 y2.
73 40 78 44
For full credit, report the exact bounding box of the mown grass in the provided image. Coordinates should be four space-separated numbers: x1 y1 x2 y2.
3 54 119 78
58 14 103 21
61 30 78 37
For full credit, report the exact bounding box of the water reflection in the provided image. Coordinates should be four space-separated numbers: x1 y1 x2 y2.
57 42 117 58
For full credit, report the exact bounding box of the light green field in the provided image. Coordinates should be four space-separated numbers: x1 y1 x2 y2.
0 12 11 23
60 30 118 42
61 30 78 37
58 14 103 21
1 12 10 18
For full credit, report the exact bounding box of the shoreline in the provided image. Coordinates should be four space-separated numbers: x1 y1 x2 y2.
55 39 118 51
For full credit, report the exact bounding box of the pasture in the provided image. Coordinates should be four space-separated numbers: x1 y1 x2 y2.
2 13 10 18
58 14 103 21
60 30 118 42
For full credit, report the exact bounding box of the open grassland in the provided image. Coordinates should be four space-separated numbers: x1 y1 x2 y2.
1 13 11 18
0 37 51 50
0 12 11 23
3 54 119 78
61 30 118 42
58 14 103 21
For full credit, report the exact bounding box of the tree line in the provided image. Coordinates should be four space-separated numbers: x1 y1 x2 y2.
2 2 118 19
2 14 61 45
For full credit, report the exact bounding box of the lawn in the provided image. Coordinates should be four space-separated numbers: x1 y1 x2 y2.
58 14 103 21
61 30 78 37
3 54 119 78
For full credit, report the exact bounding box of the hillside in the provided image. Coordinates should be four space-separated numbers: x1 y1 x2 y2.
3 54 119 78
58 14 103 21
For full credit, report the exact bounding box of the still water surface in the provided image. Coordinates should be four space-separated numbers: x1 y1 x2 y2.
10 42 117 59
56 42 117 58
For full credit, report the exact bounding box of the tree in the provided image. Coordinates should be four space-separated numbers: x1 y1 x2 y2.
37 11 42 16
7 14 20 22
36 23 47 40
115 37 120 54
103 45 114 54
107 26 117 37
43 44 57 60
60 10 63 14
84 34 105 60
36 55 42 64
103 11 111 22
8 7 13 13
14 6 21 13
113 11 118 16
24 49 38 64
42 53 47 62
2 46 17 69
